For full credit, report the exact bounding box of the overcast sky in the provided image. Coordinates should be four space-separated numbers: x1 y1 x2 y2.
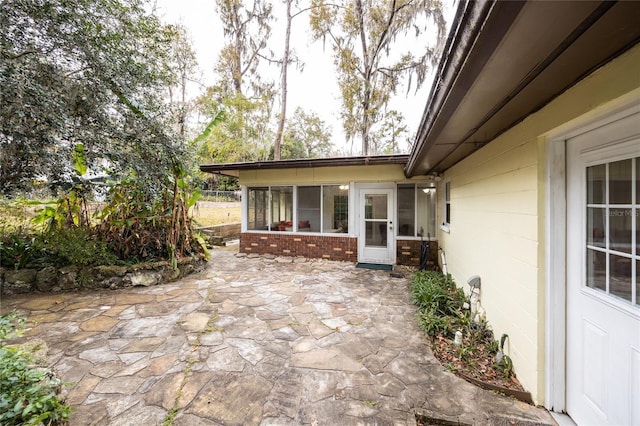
153 0 457 154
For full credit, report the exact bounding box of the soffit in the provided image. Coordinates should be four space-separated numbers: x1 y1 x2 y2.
406 1 640 176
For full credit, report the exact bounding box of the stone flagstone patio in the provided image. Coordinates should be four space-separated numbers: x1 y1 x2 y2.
1 247 556 425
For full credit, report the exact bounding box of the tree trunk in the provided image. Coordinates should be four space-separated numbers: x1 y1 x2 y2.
273 0 293 160
179 71 187 138
355 0 371 155
232 3 243 96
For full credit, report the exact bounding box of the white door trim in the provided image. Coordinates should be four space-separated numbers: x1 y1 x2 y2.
544 89 640 413
545 140 567 412
355 183 396 265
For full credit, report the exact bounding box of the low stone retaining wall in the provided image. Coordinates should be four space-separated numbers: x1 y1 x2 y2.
0 257 207 296
198 223 241 246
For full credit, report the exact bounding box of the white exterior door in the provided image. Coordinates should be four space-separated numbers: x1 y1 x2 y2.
358 188 394 264
566 111 640 425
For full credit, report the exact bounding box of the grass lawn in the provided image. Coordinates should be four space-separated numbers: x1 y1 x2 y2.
192 202 241 227
0 200 241 230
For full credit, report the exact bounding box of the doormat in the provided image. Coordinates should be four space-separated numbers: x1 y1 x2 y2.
356 263 393 271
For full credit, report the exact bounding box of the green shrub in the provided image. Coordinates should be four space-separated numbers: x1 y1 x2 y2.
1 162 208 270
0 229 120 269
0 234 36 269
411 271 467 338
37 228 119 267
0 311 70 425
411 271 519 382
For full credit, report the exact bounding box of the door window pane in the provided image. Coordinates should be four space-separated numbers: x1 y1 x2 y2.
323 185 348 233
636 158 640 203
587 207 606 247
587 164 606 204
609 208 632 254
636 208 639 255
297 186 320 232
365 195 387 220
609 159 632 204
365 222 386 247
587 249 606 291
609 254 632 302
636 259 639 305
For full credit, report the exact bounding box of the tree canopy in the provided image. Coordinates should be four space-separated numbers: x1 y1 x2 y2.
0 0 186 196
1 0 450 198
281 107 333 159
310 0 446 155
214 0 274 98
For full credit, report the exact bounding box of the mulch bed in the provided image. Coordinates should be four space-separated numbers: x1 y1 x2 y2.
429 332 531 403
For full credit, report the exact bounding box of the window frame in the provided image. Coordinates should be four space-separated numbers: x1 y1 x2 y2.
441 180 451 233
396 183 437 240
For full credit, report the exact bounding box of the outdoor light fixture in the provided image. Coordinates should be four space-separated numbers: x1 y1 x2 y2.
422 183 436 195
339 185 349 190
428 172 442 182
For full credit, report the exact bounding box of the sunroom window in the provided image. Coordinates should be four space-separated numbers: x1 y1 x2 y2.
397 183 436 238
270 186 293 231
323 185 348 233
247 185 348 233
297 186 321 232
248 187 269 230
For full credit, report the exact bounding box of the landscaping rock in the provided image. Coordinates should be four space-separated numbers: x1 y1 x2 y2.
35 266 57 292
126 271 162 287
0 257 204 296
94 265 128 278
4 268 36 293
58 266 78 290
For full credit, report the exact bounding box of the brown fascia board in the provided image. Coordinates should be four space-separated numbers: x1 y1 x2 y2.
199 155 410 177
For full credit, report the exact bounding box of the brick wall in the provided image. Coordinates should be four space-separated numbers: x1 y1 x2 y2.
240 233 358 262
240 233 440 267
396 239 439 269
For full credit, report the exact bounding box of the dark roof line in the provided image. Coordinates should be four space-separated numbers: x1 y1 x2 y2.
426 1 616 173
404 0 501 177
199 155 410 177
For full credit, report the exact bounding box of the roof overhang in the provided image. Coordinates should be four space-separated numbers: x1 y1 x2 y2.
199 155 410 178
405 0 640 177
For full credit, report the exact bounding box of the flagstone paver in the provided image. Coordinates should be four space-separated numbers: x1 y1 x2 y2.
1 247 556 425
